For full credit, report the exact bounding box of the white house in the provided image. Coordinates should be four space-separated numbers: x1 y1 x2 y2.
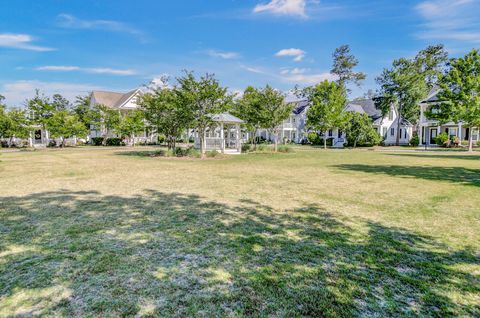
89 89 156 143
344 99 413 146
418 89 479 146
259 99 413 147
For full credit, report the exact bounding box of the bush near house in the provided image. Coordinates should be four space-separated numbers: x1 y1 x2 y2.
435 132 449 147
307 132 319 145
105 138 124 146
410 133 420 147
91 137 103 146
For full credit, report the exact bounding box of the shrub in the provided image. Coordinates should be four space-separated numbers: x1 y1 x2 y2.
241 143 251 153
48 140 57 147
188 137 195 143
257 144 267 152
106 138 123 146
206 150 220 158
158 134 166 145
410 133 420 147
0 140 8 148
307 132 320 145
174 147 185 157
91 137 103 146
185 147 201 158
277 145 294 153
435 132 449 147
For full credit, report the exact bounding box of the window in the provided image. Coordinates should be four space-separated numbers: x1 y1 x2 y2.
388 110 394 121
338 130 342 138
390 128 395 136
382 127 387 137
400 128 402 138
328 129 333 137
404 129 407 139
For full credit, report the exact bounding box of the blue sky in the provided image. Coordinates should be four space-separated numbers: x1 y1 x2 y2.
1 0 479 106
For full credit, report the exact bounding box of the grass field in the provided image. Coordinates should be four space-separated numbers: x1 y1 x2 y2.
0 146 479 317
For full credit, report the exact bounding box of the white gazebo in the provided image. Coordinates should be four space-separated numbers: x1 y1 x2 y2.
193 112 244 154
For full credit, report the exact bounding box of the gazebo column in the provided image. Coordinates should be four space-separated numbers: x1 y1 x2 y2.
220 122 225 153
236 124 241 152
226 125 230 149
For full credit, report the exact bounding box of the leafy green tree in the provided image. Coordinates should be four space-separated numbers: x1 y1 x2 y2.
232 86 270 150
376 45 448 146
2 108 31 147
305 80 348 149
89 104 121 146
51 93 71 111
140 87 190 150
344 112 381 148
175 71 232 158
428 49 480 152
26 90 55 142
48 110 88 147
72 94 92 128
117 109 145 147
331 45 366 90
258 85 292 152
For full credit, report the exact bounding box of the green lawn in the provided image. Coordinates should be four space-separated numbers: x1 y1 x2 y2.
0 146 479 317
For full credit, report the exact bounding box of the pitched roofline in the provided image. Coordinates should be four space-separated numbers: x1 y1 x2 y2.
116 89 141 109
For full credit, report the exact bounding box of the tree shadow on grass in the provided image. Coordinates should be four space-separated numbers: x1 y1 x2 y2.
384 153 480 161
334 164 480 187
0 191 478 317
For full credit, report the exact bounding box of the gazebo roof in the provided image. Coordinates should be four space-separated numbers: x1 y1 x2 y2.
211 112 244 124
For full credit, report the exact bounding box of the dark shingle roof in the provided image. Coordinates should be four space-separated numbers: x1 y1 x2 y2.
291 100 309 115
346 99 382 120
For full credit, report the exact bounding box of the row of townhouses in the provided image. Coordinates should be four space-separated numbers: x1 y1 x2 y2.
24 87 479 151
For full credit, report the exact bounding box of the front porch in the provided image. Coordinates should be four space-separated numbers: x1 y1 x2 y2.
419 123 479 146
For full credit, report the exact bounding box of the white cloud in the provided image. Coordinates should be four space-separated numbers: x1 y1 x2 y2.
415 0 480 43
207 50 240 59
56 13 147 42
281 67 308 75
275 48 306 62
254 0 307 17
36 65 136 76
1 80 105 106
0 33 54 52
240 65 267 74
279 68 336 84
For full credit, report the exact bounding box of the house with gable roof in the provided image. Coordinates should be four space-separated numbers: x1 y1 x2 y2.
258 98 413 147
89 89 156 143
418 89 479 146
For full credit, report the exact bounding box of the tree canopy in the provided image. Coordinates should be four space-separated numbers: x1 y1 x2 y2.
375 45 448 145
428 49 480 151
175 71 232 157
331 45 366 90
140 86 191 150
305 80 348 149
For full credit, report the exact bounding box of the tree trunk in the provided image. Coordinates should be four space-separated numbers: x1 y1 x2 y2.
199 129 206 159
468 128 474 152
323 132 327 149
354 138 357 148
61 137 66 148
8 137 13 148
